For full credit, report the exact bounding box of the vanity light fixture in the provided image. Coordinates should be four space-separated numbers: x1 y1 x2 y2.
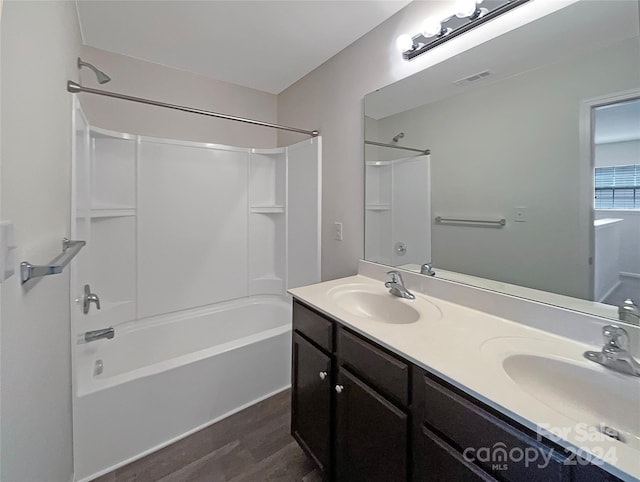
397 0 531 61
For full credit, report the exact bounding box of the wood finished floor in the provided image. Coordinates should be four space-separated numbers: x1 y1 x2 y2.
93 390 320 482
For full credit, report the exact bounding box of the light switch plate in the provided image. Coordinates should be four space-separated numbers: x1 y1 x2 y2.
514 207 527 222
334 222 343 241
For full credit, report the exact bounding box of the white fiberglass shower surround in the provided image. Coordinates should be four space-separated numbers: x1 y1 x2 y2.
71 98 321 481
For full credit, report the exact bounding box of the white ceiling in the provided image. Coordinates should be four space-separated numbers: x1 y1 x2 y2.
75 0 411 94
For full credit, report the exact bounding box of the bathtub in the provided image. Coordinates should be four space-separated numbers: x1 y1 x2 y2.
72 295 292 482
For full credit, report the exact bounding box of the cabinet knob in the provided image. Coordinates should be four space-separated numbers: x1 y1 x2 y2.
335 384 344 394
319 371 328 381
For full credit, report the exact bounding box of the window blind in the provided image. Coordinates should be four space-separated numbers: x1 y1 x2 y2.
594 164 640 209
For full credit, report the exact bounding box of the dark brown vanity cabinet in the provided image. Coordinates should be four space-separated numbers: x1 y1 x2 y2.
291 299 623 482
412 370 623 482
413 370 572 482
291 301 334 475
335 327 410 482
292 332 332 473
334 368 408 481
292 300 409 481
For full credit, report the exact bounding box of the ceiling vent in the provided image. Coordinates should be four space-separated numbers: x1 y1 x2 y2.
453 70 491 86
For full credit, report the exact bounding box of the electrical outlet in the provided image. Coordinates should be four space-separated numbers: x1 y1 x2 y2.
334 222 343 241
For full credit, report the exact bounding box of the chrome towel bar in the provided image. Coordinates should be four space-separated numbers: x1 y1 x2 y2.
365 140 430 155
20 238 86 284
435 216 506 227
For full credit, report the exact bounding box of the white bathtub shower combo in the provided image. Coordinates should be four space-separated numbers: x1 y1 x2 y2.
70 99 321 481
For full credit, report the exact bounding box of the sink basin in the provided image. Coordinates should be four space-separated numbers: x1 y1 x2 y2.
504 354 640 446
328 284 441 324
482 337 640 450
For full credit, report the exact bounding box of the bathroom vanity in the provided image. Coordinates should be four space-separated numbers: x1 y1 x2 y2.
289 268 639 482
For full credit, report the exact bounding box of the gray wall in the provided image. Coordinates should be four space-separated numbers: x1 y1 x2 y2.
1 1 81 480
277 0 467 280
277 0 570 281
374 37 640 299
79 46 278 148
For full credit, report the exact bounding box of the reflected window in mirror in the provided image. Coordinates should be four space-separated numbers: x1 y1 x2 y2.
595 165 640 209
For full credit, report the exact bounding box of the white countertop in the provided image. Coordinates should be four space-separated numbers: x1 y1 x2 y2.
289 274 640 482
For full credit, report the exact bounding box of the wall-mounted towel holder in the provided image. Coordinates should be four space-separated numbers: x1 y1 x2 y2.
20 238 86 284
435 216 506 227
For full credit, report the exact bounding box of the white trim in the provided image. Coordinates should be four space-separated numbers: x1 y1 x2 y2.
316 136 323 281
579 88 640 301
73 0 85 45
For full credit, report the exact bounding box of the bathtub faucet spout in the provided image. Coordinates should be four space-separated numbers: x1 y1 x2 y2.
85 327 115 343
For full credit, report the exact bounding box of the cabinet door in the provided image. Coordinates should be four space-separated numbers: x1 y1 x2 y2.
335 368 408 482
291 333 332 474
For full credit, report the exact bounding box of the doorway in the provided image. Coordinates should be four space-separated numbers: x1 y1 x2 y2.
590 95 640 306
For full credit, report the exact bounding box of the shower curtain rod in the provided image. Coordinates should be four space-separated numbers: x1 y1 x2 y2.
365 140 430 155
67 81 319 138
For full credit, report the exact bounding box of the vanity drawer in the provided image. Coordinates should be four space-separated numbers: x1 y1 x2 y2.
293 300 334 352
417 374 571 482
337 327 409 406
416 425 498 482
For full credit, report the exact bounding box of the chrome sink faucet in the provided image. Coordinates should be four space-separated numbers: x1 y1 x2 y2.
421 262 436 276
619 299 640 325
584 325 640 377
385 271 415 300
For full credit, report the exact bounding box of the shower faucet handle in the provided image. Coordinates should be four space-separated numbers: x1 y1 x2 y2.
83 284 101 314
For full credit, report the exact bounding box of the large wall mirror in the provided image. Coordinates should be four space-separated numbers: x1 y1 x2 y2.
364 0 640 322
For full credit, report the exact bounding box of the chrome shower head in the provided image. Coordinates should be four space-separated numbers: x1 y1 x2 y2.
392 132 404 143
77 57 111 84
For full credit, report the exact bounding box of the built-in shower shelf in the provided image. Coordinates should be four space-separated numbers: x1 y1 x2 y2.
250 205 285 214
365 204 391 211
90 208 137 219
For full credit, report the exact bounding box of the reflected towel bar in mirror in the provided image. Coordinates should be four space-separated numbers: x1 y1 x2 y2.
20 238 86 284
365 140 430 155
435 216 506 227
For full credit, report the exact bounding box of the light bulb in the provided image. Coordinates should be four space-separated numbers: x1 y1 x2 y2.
422 17 443 38
455 0 479 18
396 34 415 52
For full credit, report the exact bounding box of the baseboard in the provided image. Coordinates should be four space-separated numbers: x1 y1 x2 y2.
77 384 291 482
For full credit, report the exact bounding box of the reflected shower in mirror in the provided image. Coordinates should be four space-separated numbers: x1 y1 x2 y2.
364 0 640 323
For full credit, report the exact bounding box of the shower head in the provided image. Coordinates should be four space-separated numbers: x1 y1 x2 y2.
392 132 405 143
77 57 111 84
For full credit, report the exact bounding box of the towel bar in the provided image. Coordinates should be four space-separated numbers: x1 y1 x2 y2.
20 238 86 284
435 216 506 227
